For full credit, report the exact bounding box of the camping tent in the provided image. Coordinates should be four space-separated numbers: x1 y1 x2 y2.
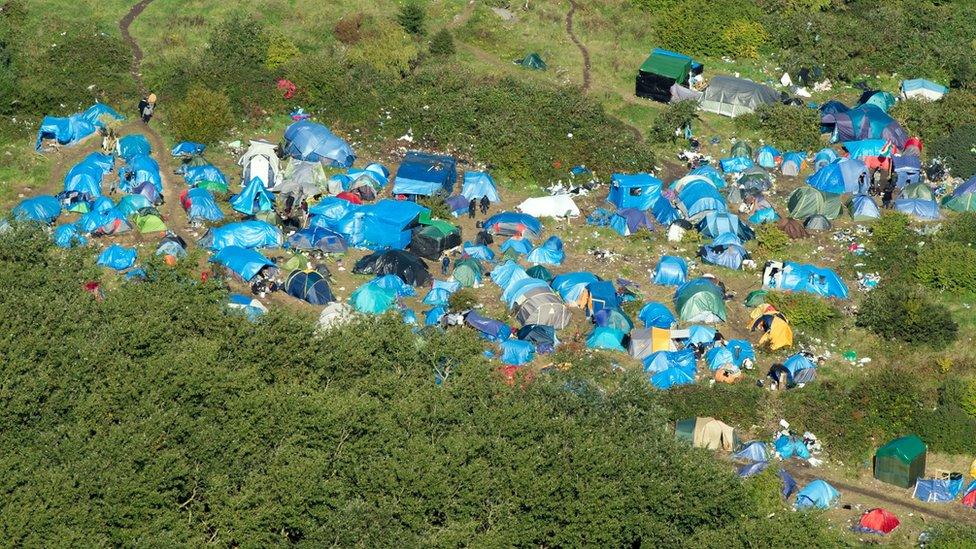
674 278 727 323
12 195 61 224
674 417 738 451
210 246 276 282
719 156 754 174
733 441 769 462
701 76 780 117
843 139 893 160
514 52 546 70
452 258 483 287
485 212 542 239
857 90 896 112
410 222 461 260
393 151 457 197
899 182 935 201
901 78 947 101
731 141 753 159
607 173 662 210
636 48 693 102
813 148 839 171
184 164 228 189
892 155 922 187
230 177 276 215
460 171 500 203
700 242 748 270
653 256 688 286
822 104 908 148
285 270 334 305
551 272 599 304
803 214 831 232
526 236 564 265
350 281 396 314
848 194 881 221
806 159 869 195
787 187 842 220
756 145 781 169
97 244 137 270
587 327 626 351
239 140 282 189
609 208 654 237
856 508 900 535
171 141 205 157
781 152 806 176
689 165 725 188
795 480 840 510
678 180 728 220
698 211 755 241
180 188 225 223
765 261 848 299
134 211 166 233
893 198 941 221
874 435 926 489
638 303 676 329
283 121 355 167
353 249 431 286
518 195 580 218
200 220 282 250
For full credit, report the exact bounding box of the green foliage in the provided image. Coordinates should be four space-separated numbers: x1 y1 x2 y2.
721 19 769 59
757 0 831 12
396 1 427 37
890 88 976 144
334 13 366 45
781 380 875 461
926 522 976 549
734 104 821 151
448 288 478 311
417 195 451 219
865 211 919 282
765 291 838 333
939 212 976 246
265 32 300 70
753 225 789 259
657 384 767 428
656 0 766 58
914 241 976 293
931 124 976 180
856 283 958 349
348 17 421 77
649 100 699 144
169 87 234 144
428 28 455 56
913 378 976 455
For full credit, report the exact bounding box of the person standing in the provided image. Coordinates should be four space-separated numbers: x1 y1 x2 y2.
479 195 490 215
140 92 156 124
468 198 477 219
441 254 451 276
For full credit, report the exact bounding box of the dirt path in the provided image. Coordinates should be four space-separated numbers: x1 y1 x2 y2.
119 0 154 94
565 0 590 93
449 0 477 29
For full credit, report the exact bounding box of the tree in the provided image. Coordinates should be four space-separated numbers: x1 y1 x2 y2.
649 100 699 143
429 28 455 56
169 87 234 144
397 2 427 37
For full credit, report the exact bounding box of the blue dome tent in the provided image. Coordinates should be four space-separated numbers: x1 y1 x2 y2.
97 244 137 270
485 212 542 239
643 348 695 374
283 121 355 166
372 274 417 298
184 164 228 188
551 272 599 303
768 262 848 299
678 180 727 220
230 178 276 215
499 237 533 256
52 224 87 248
181 188 225 223
586 327 626 351
609 208 654 236
894 198 941 220
795 480 840 510
733 441 769 462
653 256 688 286
806 158 869 194
200 220 282 250
848 194 881 221
210 246 276 282
350 281 397 314
461 171 501 202
171 141 206 157
607 173 663 210
117 134 151 162
63 159 106 196
688 165 725 189
526 236 565 265
285 226 347 254
638 302 676 328
13 195 61 223
285 270 334 305
393 151 457 197
781 152 806 176
748 208 779 224
755 145 781 169
812 148 839 171
698 211 754 241
117 194 153 218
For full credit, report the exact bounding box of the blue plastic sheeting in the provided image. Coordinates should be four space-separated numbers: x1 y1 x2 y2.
119 155 162 193
484 212 542 239
607 173 663 210
781 152 806 173
490 260 527 290
848 194 880 220
770 261 849 299
461 171 501 202
350 281 397 314
719 156 754 173
393 151 457 196
13 195 61 223
498 238 532 257
901 78 948 98
807 158 869 194
203 221 282 250
227 294 267 321
725 339 755 367
893 198 941 220
705 346 736 371
77 208 127 234
463 242 495 261
733 441 769 462
466 310 512 342
423 287 452 306
309 197 356 224
551 272 599 303
526 236 564 265
686 325 717 347
35 103 122 151
586 327 626 351
795 480 840 510
210 246 276 282
91 196 115 214
780 469 798 499
184 164 228 186
689 165 725 189
500 339 535 365
118 135 152 162
585 280 620 316
813 148 840 170
653 256 688 286
756 145 781 168
425 306 447 326
609 208 654 236
701 243 747 270
678 180 728 218
346 163 390 189
638 302 676 328
80 103 124 127
115 195 150 218
652 197 682 225
749 207 780 224
775 435 811 460
97 244 137 270
643 348 695 373
651 366 696 390
285 225 347 253
502 278 549 308
843 139 892 159
372 274 416 297
52 224 87 248
953 175 976 198
738 461 770 478
171 142 206 156
230 178 275 215
333 199 428 250
183 188 225 222
64 159 107 196
283 121 355 166
698 211 754 240
914 477 964 503
824 104 908 147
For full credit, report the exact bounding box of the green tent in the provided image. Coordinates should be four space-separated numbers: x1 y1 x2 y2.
731 141 752 159
253 210 280 225
744 289 768 307
196 180 229 194
874 435 926 488
453 258 483 288
639 51 691 84
66 202 90 214
514 53 547 70
502 247 521 263
134 213 167 234
787 187 841 220
282 253 310 272
526 264 553 283
674 279 726 323
900 182 935 201
944 193 976 212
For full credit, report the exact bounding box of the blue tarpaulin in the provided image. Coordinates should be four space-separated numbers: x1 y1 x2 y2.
182 188 225 222
118 135 151 161
769 262 848 299
500 339 535 365
350 281 397 314
461 171 501 202
201 220 282 250
807 158 869 194
638 302 676 328
171 141 206 156
485 212 543 239
795 480 840 510
184 164 228 187
283 121 355 166
653 256 688 286
393 151 457 197
586 327 626 351
52 224 87 248
210 246 276 282
526 236 564 265
551 272 599 303
607 173 662 210
230 178 276 215
13 195 61 223
97 244 137 270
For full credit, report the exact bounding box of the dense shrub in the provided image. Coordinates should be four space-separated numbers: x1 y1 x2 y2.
265 32 300 70
931 124 976 180
765 291 838 333
334 13 367 45
890 89 976 145
428 28 455 56
914 241 976 293
926 522 976 549
780 381 875 461
734 104 821 151
648 100 698 144
939 212 976 246
448 288 478 311
721 19 769 59
417 195 451 220
856 283 958 349
865 211 919 281
656 384 767 428
348 17 422 77
396 1 427 36
913 379 976 455
655 0 766 58
169 87 234 144
752 225 789 259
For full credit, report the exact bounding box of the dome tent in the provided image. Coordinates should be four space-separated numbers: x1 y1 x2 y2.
795 480 840 510
209 246 276 282
787 187 842 220
674 278 727 323
350 281 397 314
701 77 780 118
653 256 688 286
803 214 831 232
353 249 431 287
283 121 355 167
847 194 881 221
286 270 334 305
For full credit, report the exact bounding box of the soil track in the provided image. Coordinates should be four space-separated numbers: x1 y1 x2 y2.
119 0 154 94
565 0 590 93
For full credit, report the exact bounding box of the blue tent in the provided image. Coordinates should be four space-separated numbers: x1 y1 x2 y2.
818 100 849 131
156 239 187 259
848 194 881 221
80 103 124 127
705 346 736 371
698 211 754 241
500 339 535 365
202 221 282 250
171 141 205 156
795 480 840 510
425 306 447 326
184 164 228 187
490 260 527 290
781 152 806 175
653 256 688 286
756 145 781 169
609 208 654 236
749 208 779 224
607 173 663 210
283 121 355 166
393 151 457 197
350 281 397 314
894 198 941 221
500 237 533 256
587 327 626 351
638 302 676 328
13 195 61 223
812 148 840 171
689 166 725 189
117 194 153 218
502 277 549 308
97 244 137 270
719 156 754 173
806 159 869 194
643 348 696 374
210 246 276 282
183 188 225 223
347 199 427 250
526 236 564 265
119 155 162 193
784 353 818 384
466 311 512 342
914 477 963 503
461 171 501 202
230 178 275 215
678 180 727 219
585 280 620 317
733 441 770 462
118 134 151 162
725 339 755 367
52 224 87 248
651 366 696 390
686 325 717 347
485 212 543 239
843 139 892 160
770 262 848 299
346 163 390 190
700 243 747 270
285 270 334 305
738 461 770 478
35 115 95 151
423 287 452 306
63 160 105 196
285 225 347 253
892 155 922 188
824 104 908 148
780 469 798 499
651 197 682 225
373 274 416 297
462 242 495 261
309 197 356 224
551 272 599 303
593 307 634 332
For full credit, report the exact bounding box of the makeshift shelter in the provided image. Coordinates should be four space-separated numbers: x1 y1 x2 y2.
652 197 682 225
134 211 166 234
652 366 696 390
117 194 152 218
200 221 282 250
230 177 276 215
117 135 151 162
353 249 431 286
525 265 553 283
607 173 662 210
499 237 532 257
636 48 693 102
700 242 748 270
97 244 136 270
372 274 416 298
901 78 947 101
733 441 769 463
180 188 224 223
892 155 922 187
518 195 580 218
701 76 780 118
787 187 841 220
587 327 626 351
899 182 935 201
856 509 900 535
526 236 564 265
350 281 397 314
893 198 941 221
780 151 806 176
806 159 869 195
756 145 781 169
813 148 840 171
857 90 896 112
210 246 276 282
171 142 205 157
285 270 334 305
803 214 831 232
460 171 500 202
609 208 654 236
53 224 87 248
674 278 727 323
517 324 557 350
13 195 61 224
238 140 282 189
485 212 542 239
500 339 535 365
689 165 725 189
914 476 964 503
795 480 840 510
514 52 546 70
583 280 620 318
732 141 753 159
452 258 483 288
466 311 512 342
552 272 600 304
719 156 754 174
874 435 926 489
764 261 848 299
283 121 355 167
410 222 461 260
749 208 779 224
653 256 688 286
843 139 893 160
678 179 728 220
698 211 754 241
63 160 105 197
393 151 457 197
674 417 738 451
823 104 908 148
848 194 881 221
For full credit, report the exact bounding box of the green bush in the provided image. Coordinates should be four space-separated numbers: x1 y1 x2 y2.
753 225 789 260
856 283 958 349
931 124 976 180
914 241 976 293
348 17 421 77
657 384 767 428
734 104 821 151
428 28 455 56
721 19 769 59
648 100 699 143
913 379 976 455
396 1 427 36
926 522 976 549
448 288 478 311
169 87 234 144
890 89 976 144
765 291 838 333
417 195 451 220
655 0 765 58
265 32 300 70
939 212 976 246
865 211 919 282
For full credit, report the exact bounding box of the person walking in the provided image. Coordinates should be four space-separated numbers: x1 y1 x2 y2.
468 198 477 219
139 92 156 124
441 254 451 276
479 195 490 215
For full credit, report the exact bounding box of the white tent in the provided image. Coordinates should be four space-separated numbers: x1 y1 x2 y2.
517 194 580 218
239 140 282 189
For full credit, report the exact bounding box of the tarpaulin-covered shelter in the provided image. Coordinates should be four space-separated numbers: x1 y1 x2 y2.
609 208 654 237
13 195 61 224
518 195 580 219
894 198 941 221
526 236 564 265
652 197 682 225
239 140 282 189
645 348 696 375
285 270 334 305
230 177 276 215
813 148 840 171
97 244 136 270
653 256 688 286
485 212 542 239
636 48 694 102
500 339 535 365
284 226 346 254
901 78 947 101
674 417 738 451
732 140 753 159
819 101 849 133
466 310 513 342
499 238 532 258
551 272 599 304
353 249 431 286
848 194 881 221
749 208 779 224
914 476 964 503
608 173 662 210
678 179 728 220
843 139 893 160
582 280 619 318
719 156 754 174
733 441 769 463
689 165 725 189
823 104 908 148
587 327 626 351
795 480 840 510
63 158 107 197
892 155 922 188
350 281 397 314
638 302 676 329
200 220 282 250
180 187 224 223
698 211 754 241
410 222 461 260
118 154 162 193
118 134 151 162
210 246 276 282
53 224 87 248
899 182 935 202
452 258 483 288
764 261 848 299
857 90 896 112
787 187 841 220
701 76 780 118
171 142 205 157
35 103 123 151
874 435 926 489
700 242 748 270
674 278 727 323
781 152 806 176
756 145 781 169
332 199 427 250
856 508 900 535
652 366 696 390
393 151 457 197
184 163 228 189
283 121 355 167
461 171 500 202
806 158 869 194
117 193 153 218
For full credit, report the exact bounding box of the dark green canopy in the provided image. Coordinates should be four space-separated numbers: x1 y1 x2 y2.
515 53 547 70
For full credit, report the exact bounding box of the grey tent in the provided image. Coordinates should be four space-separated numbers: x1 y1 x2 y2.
803 214 832 232
514 286 570 329
701 77 781 118
278 159 329 199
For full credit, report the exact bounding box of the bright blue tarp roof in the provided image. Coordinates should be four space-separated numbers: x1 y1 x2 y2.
210 246 276 282
461 171 500 202
283 121 355 166
393 151 457 196
97 244 136 270
13 195 61 223
230 178 275 215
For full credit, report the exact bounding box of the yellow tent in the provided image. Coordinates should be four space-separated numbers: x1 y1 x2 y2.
971 458 976 479
750 304 794 351
676 417 739 451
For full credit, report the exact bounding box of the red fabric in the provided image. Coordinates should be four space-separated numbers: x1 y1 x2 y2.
277 79 297 99
859 508 900 534
964 487 976 508
179 189 191 210
336 191 363 205
905 136 923 152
